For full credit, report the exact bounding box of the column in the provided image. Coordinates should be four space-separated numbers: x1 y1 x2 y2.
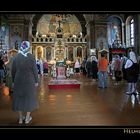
135 15 140 55
43 46 46 60
23 19 31 41
85 21 95 57
135 15 140 78
74 46 77 61
35 45 37 60
121 22 125 46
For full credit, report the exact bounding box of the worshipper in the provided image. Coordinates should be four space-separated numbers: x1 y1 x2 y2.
0 55 5 85
111 57 116 80
121 55 128 81
81 58 87 76
114 55 122 85
43 59 48 76
91 56 98 81
124 50 139 95
74 59 81 77
36 59 41 75
5 54 14 93
11 41 39 124
85 57 92 78
98 53 108 88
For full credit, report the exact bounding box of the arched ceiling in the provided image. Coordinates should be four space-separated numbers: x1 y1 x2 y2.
32 14 87 37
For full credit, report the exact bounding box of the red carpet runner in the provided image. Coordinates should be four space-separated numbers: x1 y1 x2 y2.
48 79 81 89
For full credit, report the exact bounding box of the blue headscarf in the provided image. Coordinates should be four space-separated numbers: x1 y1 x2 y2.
19 41 30 57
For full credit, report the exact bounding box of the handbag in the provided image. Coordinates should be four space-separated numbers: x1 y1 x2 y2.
2 86 9 96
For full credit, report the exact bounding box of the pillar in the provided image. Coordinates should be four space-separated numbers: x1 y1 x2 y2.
135 15 140 56
121 22 125 46
135 15 140 78
85 21 95 57
23 19 32 41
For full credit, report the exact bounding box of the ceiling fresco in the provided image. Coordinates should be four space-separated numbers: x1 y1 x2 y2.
37 14 82 38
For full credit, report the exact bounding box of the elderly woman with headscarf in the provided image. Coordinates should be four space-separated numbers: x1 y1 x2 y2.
11 41 39 124
85 57 92 78
124 50 139 95
114 55 122 85
91 56 98 81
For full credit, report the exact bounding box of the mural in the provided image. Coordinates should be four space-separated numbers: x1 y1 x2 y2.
37 14 82 38
96 37 108 51
10 35 22 50
77 47 82 57
95 25 107 41
0 15 9 50
46 47 52 61
10 25 23 49
107 16 122 47
68 47 73 61
94 14 107 21
37 47 43 59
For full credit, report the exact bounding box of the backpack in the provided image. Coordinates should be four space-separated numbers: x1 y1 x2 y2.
126 59 139 76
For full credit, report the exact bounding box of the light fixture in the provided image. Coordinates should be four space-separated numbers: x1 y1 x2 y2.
49 59 56 65
72 35 76 38
66 60 71 65
42 34 46 38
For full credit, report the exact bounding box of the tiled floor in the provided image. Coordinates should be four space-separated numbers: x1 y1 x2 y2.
0 75 140 127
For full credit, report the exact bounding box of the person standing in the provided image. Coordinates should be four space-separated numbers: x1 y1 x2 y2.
111 57 116 80
36 59 41 75
11 41 39 124
5 54 14 93
114 55 122 85
81 58 87 76
98 53 108 88
124 50 139 95
0 55 5 86
121 55 128 81
85 57 92 78
74 59 81 77
91 56 98 81
43 59 48 76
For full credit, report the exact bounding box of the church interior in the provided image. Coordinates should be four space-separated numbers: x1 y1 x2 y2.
0 13 140 128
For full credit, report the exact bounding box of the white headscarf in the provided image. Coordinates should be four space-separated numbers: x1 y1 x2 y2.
18 41 30 57
129 51 137 63
92 56 98 62
125 51 137 69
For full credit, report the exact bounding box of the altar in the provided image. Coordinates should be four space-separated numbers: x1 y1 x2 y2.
49 61 81 89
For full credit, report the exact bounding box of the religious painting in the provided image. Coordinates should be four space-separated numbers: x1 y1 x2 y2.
96 37 109 60
55 47 64 61
37 46 43 59
107 16 122 47
95 25 107 40
10 35 22 50
10 25 22 37
77 47 82 58
49 15 57 33
96 37 108 51
0 15 9 50
46 47 52 61
68 47 73 61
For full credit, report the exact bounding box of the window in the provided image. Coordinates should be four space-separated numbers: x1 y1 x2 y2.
126 16 135 48
130 19 134 46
